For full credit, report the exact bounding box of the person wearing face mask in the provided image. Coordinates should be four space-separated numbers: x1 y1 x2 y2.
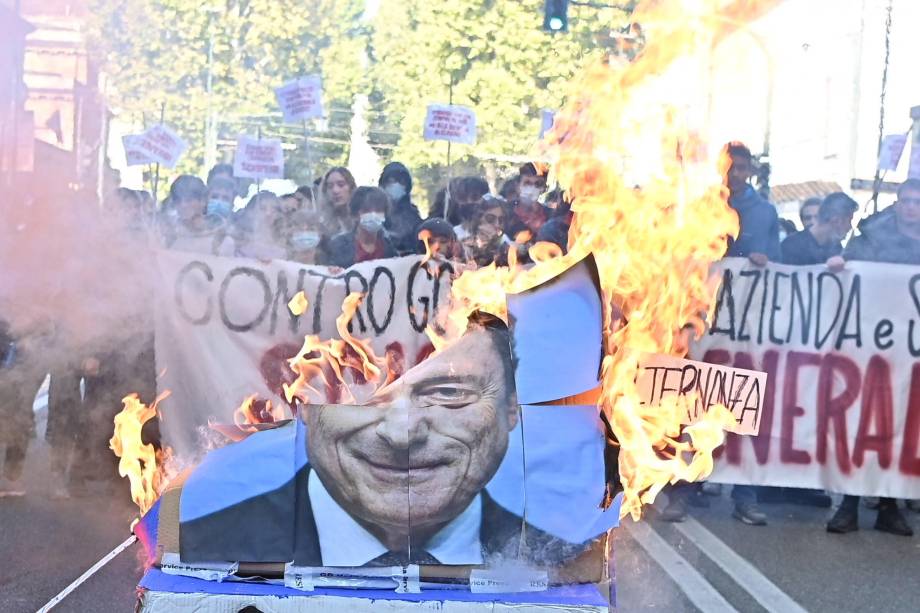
781 192 857 270
286 210 326 265
378 161 422 256
461 196 512 267
428 176 490 230
206 176 236 221
506 162 549 242
161 175 234 256
324 187 397 268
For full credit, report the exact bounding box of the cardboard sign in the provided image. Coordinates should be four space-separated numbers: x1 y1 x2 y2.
233 135 284 180
636 353 766 436
423 104 477 145
539 109 556 140
123 124 187 168
122 134 154 167
909 145 920 180
275 76 324 123
877 134 907 172
692 258 920 498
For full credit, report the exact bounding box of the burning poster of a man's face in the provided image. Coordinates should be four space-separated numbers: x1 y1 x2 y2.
157 257 616 573
303 325 520 566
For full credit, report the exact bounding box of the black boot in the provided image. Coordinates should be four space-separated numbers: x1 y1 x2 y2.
875 504 914 537
827 505 858 534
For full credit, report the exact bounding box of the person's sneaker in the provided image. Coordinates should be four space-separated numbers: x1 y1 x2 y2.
875 506 914 537
864 496 880 509
732 502 767 526
906 500 920 514
701 482 722 496
827 506 859 533
660 496 689 522
0 477 26 498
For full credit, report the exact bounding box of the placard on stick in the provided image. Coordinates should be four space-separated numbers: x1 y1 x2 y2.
123 124 187 168
275 76 324 123
635 353 766 435
233 135 285 180
877 134 907 172
423 104 477 145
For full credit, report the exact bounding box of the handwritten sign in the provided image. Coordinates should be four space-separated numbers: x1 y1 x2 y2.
275 76 324 123
636 353 766 435
877 134 907 172
233 135 284 180
423 104 477 145
123 124 187 168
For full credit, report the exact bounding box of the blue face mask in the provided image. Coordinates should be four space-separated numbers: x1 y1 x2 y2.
290 231 321 250
207 199 232 219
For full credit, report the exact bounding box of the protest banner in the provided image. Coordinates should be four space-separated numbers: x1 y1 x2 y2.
690 258 920 498
636 354 766 435
910 145 920 181
154 251 451 456
275 76 324 123
423 104 477 145
124 124 187 168
877 134 907 172
233 135 285 180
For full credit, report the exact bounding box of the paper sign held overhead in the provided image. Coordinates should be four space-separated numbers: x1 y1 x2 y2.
635 353 766 436
539 109 556 139
910 146 920 181
123 124 187 168
423 104 477 145
275 76 324 123
877 134 907 172
233 135 285 180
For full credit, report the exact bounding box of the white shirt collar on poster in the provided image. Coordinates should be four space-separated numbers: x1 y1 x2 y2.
308 469 484 566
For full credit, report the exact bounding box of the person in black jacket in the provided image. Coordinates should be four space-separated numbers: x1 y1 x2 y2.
781 192 857 269
825 179 920 538
378 162 423 255
323 187 397 268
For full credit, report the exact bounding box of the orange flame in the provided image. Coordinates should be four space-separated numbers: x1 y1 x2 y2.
434 0 779 519
109 392 175 515
233 394 286 430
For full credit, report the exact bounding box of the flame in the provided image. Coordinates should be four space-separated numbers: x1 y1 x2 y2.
284 292 388 405
288 291 309 316
233 394 286 430
433 0 778 519
109 392 175 516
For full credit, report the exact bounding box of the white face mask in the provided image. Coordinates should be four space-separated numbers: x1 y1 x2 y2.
359 212 386 232
383 182 407 202
290 231 321 250
519 185 542 204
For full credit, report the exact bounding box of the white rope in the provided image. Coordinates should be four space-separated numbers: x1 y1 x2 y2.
35 534 138 613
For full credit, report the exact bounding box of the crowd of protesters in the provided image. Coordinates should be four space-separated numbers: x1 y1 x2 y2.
1 141 918 541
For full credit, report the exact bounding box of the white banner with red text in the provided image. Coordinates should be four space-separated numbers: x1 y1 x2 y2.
154 251 451 456
691 257 920 498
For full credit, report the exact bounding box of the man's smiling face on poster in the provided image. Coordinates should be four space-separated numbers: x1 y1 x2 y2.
303 326 518 535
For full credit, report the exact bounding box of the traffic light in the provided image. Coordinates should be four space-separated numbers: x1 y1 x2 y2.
544 0 569 33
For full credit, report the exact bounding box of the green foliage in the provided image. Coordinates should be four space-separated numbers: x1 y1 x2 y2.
369 0 627 188
87 0 367 185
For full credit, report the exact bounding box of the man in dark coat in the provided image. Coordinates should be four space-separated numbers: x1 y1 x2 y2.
378 162 423 256
825 178 920 537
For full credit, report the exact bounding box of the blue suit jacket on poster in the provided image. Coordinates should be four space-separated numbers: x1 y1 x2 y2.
175 420 590 567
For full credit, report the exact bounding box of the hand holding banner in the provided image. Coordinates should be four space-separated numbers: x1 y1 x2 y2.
423 104 477 145
233 135 285 180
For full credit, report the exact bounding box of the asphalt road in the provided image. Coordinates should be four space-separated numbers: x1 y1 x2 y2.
2 406 919 612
